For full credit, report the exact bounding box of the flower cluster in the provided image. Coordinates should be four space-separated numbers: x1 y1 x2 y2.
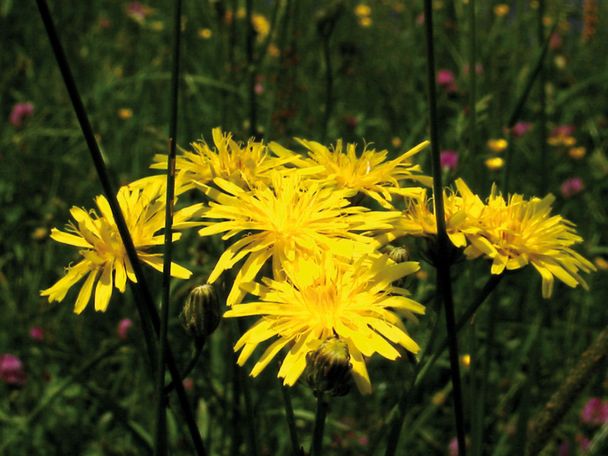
41 128 595 393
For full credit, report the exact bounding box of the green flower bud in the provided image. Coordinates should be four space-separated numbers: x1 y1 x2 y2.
306 337 352 397
180 284 220 340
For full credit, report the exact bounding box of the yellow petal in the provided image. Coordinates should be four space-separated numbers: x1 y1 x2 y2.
74 269 99 314
94 261 114 311
49 228 92 248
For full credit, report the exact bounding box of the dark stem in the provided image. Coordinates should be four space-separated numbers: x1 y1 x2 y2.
154 0 183 451
468 0 477 157
35 2 206 454
537 0 548 194
163 338 206 394
422 1 467 454
310 393 329 456
281 384 303 456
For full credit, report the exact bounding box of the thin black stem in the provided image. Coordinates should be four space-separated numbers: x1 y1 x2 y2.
281 384 302 456
35 2 206 454
468 0 477 157
310 393 329 456
537 0 548 194
164 338 205 394
321 34 333 143
154 0 183 452
422 1 466 454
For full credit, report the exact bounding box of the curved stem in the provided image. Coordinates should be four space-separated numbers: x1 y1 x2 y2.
164 338 206 394
310 393 329 456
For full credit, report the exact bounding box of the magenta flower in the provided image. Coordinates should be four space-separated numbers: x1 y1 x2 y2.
29 326 45 342
0 354 26 386
440 150 459 171
560 177 584 198
448 437 459 456
552 124 575 138
126 2 151 22
511 121 532 138
9 102 34 128
117 318 134 340
576 434 591 453
580 397 608 426
437 69 458 93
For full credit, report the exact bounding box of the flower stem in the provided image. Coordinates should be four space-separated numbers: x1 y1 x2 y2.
537 0 548 194
422 1 467 454
311 393 329 456
154 0 183 451
35 2 205 453
281 384 303 455
245 0 258 138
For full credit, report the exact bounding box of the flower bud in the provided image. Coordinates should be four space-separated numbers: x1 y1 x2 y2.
385 245 409 263
180 284 220 340
306 337 352 397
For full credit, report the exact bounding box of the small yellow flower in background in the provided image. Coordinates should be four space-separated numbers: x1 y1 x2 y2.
267 43 280 57
569 146 586 160
198 28 212 39
464 185 596 298
195 173 401 306
543 16 553 27
494 4 510 17
431 390 447 406
554 55 567 70
32 227 48 241
487 138 508 153
149 20 164 32
358 16 373 27
252 13 270 39
485 157 505 170
271 138 431 209
117 108 133 120
223 252 425 394
391 137 402 148
594 257 608 270
354 4 371 18
40 182 196 313
460 354 471 367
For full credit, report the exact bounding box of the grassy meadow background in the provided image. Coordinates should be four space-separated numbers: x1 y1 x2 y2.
1 0 608 454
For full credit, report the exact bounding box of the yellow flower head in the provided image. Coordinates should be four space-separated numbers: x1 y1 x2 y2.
196 173 400 306
494 4 510 17
487 138 508 153
354 4 371 18
485 157 505 170
148 128 296 194
252 13 270 39
271 138 431 209
464 185 596 298
223 252 425 394
385 178 485 249
40 182 195 313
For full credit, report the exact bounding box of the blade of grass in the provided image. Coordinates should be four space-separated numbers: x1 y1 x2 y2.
154 0 183 453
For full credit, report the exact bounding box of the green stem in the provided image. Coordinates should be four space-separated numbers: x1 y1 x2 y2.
468 0 477 158
154 0 183 453
311 393 329 456
422 1 466 453
537 0 548 194
281 384 303 456
245 0 257 137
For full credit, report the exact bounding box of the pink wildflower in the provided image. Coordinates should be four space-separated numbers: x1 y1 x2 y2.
437 69 458 93
560 177 584 198
0 354 26 386
29 326 44 342
511 121 532 137
552 124 575 138
9 102 34 128
580 397 608 426
117 318 134 340
126 2 152 23
448 437 459 456
440 150 459 171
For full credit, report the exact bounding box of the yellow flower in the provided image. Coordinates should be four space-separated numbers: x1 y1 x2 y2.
271 138 431 209
252 13 270 39
464 185 595 298
354 4 371 18
117 108 133 120
358 17 373 27
198 28 212 39
267 43 280 57
387 178 485 249
147 128 296 194
594 257 608 270
494 4 510 17
196 173 400 306
485 157 505 170
223 252 424 394
391 136 402 148
41 182 196 313
487 138 508 153
568 146 586 159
